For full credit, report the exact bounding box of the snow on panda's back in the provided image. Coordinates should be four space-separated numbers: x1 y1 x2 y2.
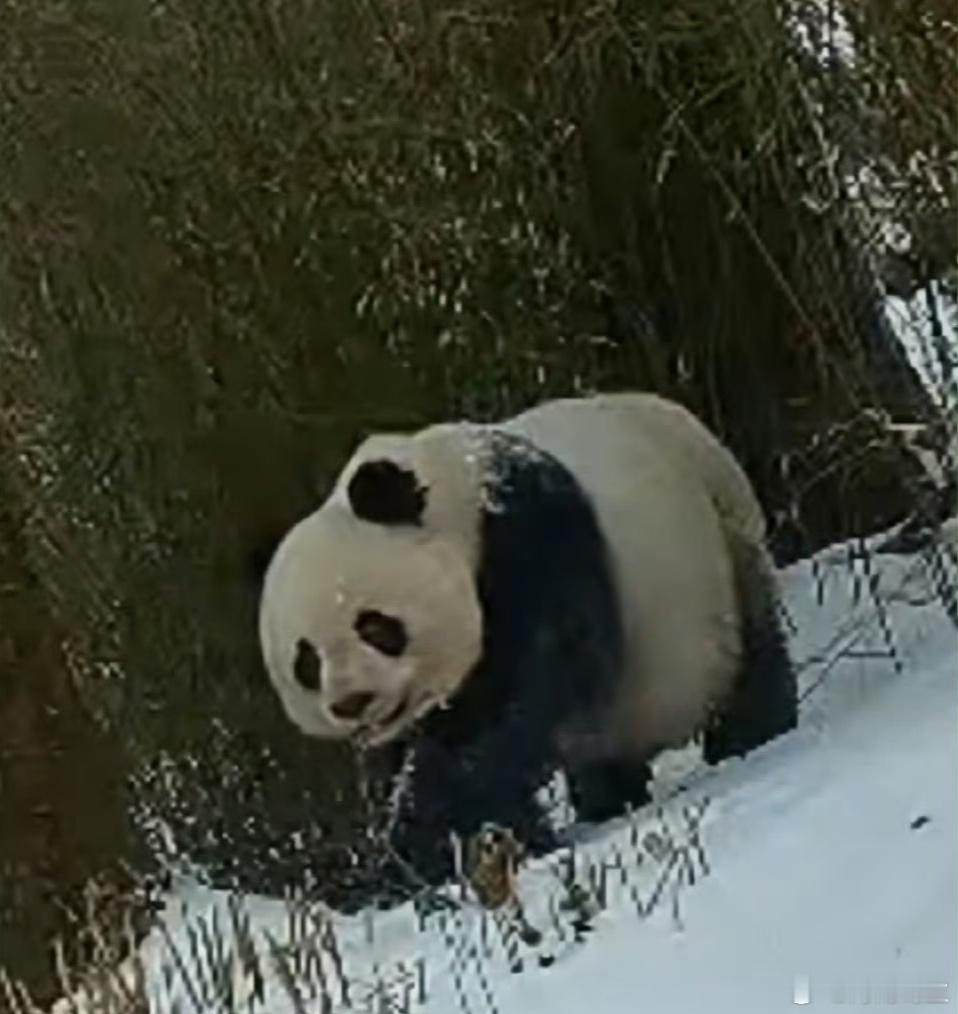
503 392 762 755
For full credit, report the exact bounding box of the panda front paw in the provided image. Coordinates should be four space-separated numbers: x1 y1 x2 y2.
389 814 460 891
509 807 560 858
389 792 559 892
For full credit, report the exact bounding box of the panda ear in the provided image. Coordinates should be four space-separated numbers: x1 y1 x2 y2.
346 459 428 526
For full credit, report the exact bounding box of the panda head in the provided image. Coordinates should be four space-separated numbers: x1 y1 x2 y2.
259 431 486 748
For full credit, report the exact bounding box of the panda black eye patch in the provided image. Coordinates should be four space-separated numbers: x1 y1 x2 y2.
292 637 323 691
354 609 408 657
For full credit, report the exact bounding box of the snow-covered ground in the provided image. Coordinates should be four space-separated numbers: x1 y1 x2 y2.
886 285 958 417
56 536 958 1014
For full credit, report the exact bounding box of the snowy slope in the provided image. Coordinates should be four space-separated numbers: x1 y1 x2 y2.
525 553 957 1013
55 539 958 1014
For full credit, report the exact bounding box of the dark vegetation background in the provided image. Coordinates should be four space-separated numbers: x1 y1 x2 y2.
0 0 954 1000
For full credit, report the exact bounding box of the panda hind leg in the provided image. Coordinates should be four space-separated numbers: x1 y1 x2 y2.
566 756 653 825
703 534 798 766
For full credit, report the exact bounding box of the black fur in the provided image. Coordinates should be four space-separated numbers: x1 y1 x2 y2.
703 532 798 764
565 756 652 824
292 638 323 691
347 459 428 526
388 430 644 887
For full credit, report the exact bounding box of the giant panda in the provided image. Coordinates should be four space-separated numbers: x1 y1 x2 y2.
258 392 797 893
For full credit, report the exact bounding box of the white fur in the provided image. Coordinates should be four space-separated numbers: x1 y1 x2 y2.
259 392 771 759
502 392 765 756
259 505 481 745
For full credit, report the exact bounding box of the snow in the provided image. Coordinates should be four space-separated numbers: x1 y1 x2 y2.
885 284 958 416
55 537 958 1013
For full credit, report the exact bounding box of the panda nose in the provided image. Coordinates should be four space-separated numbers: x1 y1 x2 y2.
329 691 376 722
